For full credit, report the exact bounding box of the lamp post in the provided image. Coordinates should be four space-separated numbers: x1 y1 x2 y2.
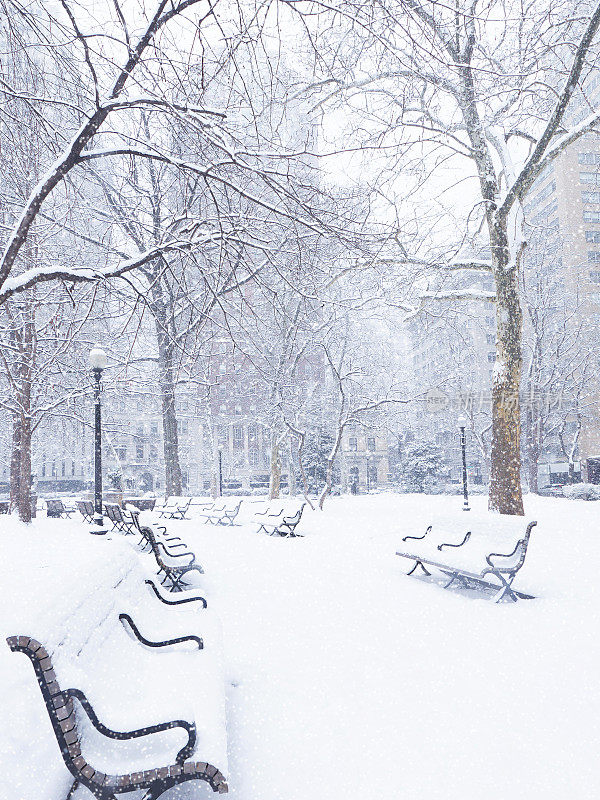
457 414 470 511
89 347 107 528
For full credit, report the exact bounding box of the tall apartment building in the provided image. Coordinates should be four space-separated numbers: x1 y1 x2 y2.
522 69 600 484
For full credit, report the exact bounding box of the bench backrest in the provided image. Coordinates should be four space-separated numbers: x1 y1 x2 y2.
486 521 537 575
7 636 83 780
105 503 125 524
47 499 65 517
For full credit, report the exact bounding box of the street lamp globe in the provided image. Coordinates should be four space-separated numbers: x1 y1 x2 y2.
457 414 467 430
89 347 107 370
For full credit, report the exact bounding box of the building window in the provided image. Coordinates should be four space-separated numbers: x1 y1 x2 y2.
233 425 243 441
151 423 158 435
51 461 56 477
367 437 376 452
581 172 600 184
486 333 495 345
71 461 75 476
579 152 600 165
61 461 65 477
584 210 600 222
149 444 158 459
136 444 144 460
488 352 496 362
590 271 600 284
485 316 494 326
117 447 127 461
582 191 600 204
589 251 600 263
349 437 358 451
586 231 600 242
249 450 259 466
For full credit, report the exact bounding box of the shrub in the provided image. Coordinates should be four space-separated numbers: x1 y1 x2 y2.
562 483 600 501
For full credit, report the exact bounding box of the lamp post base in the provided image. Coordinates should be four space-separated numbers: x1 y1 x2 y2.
90 515 106 534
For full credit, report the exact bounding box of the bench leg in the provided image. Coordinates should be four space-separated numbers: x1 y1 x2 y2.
407 560 431 577
494 576 519 603
66 779 80 799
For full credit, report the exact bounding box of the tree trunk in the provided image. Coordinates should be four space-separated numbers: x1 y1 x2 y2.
9 414 21 512
488 220 524 515
288 438 297 496
525 401 539 494
151 284 183 498
318 428 343 510
159 349 183 497
17 412 32 523
269 435 281 499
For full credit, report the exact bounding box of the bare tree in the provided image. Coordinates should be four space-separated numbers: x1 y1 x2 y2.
287 0 600 513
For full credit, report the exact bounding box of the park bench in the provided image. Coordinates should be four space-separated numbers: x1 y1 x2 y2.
124 498 157 511
77 500 95 523
133 518 204 591
198 499 243 526
395 520 537 603
252 500 306 537
104 503 137 535
128 508 190 555
46 499 76 519
7 600 228 798
155 496 192 520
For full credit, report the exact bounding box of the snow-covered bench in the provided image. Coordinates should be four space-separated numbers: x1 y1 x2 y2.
252 500 306 537
5 536 228 798
155 496 192 520
46 499 76 519
395 520 537 603
198 499 243 526
105 503 136 534
126 510 204 591
77 500 95 523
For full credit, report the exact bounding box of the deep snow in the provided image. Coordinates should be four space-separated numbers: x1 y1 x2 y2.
1 493 599 799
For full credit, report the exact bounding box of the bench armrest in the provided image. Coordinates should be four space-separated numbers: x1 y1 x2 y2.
157 541 195 562
402 525 432 543
145 579 207 608
65 687 197 764
437 531 471 551
119 613 203 651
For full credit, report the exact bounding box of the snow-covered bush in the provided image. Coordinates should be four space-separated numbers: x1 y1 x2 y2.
392 441 447 493
562 483 600 501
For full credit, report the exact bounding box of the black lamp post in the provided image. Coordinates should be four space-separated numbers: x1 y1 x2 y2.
89 347 107 528
457 414 470 511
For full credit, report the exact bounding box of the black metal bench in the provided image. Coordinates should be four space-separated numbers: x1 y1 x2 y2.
128 509 190 556
105 503 136 535
77 500 95 523
138 521 204 592
253 502 306 537
396 521 537 603
47 499 76 519
6 635 228 798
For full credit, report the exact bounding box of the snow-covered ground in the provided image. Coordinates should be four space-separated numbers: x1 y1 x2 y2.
1 493 600 799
